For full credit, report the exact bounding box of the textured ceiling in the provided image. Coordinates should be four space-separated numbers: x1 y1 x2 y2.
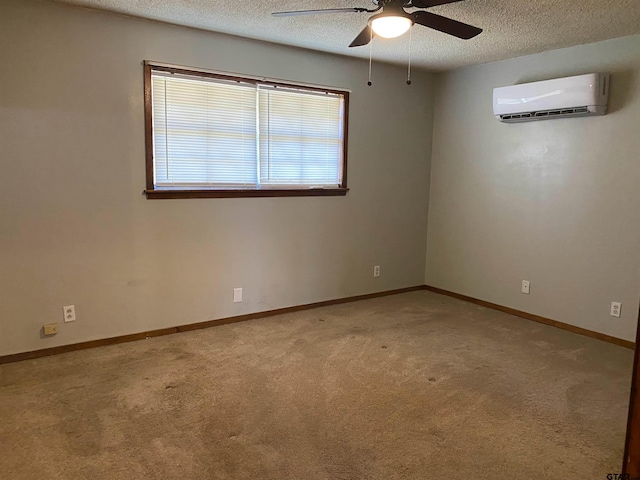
53 0 640 70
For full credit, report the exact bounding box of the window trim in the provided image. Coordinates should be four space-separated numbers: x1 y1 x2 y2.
143 61 350 199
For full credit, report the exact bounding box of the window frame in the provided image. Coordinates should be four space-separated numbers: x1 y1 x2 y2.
143 61 350 199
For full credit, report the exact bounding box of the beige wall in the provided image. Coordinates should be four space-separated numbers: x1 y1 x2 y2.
0 0 435 356
426 35 640 342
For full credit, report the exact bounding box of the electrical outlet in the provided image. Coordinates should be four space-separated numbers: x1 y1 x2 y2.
63 305 76 322
43 324 58 336
233 288 243 303
521 280 530 295
373 266 381 278
610 302 622 318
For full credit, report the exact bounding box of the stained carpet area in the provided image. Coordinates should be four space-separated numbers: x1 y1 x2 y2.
0 291 634 479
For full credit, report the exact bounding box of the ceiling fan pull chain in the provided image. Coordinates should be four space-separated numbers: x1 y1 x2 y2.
368 28 373 86
407 27 412 86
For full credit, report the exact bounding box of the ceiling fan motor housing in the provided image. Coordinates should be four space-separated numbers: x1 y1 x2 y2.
372 0 413 7
372 0 410 12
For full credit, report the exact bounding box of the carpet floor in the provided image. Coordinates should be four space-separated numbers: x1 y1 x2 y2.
0 291 634 479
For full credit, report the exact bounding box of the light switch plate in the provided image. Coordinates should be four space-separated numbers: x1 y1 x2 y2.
233 288 243 303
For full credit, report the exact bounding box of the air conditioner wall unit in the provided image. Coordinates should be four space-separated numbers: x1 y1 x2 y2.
493 73 609 123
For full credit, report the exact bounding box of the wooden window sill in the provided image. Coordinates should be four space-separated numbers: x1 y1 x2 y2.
144 188 349 199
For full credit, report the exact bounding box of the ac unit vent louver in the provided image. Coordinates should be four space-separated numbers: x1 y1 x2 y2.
499 107 590 122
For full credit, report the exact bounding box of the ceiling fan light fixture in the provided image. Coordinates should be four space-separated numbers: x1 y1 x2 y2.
370 15 413 39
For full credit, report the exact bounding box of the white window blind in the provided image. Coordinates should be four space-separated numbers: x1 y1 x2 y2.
258 86 344 187
152 72 258 187
150 69 345 190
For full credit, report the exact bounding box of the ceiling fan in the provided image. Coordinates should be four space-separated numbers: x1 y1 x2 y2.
272 0 483 47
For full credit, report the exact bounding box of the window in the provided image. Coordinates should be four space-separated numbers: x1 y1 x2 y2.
144 62 349 199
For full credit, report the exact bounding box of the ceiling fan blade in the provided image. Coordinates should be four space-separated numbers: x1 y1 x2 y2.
272 8 368 17
349 25 375 47
411 0 465 7
412 11 482 39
